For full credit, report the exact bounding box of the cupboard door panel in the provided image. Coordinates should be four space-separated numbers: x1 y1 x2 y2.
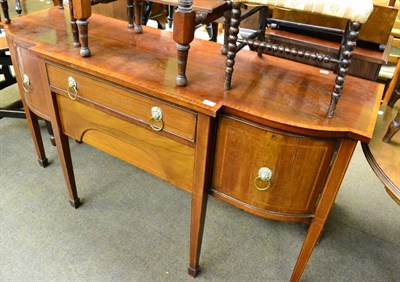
212 115 338 221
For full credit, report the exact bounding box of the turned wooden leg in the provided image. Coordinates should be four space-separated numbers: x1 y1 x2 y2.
220 9 231 55
225 2 241 90
15 0 21 14
382 111 400 143
257 7 267 57
388 89 400 108
49 94 80 208
173 0 196 86
127 0 134 28
168 5 174 29
327 21 361 118
76 19 90 57
205 22 218 42
68 0 80 47
188 115 215 277
57 0 64 9
133 0 143 33
0 0 10 24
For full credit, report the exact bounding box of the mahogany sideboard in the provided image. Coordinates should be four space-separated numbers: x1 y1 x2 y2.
4 8 382 281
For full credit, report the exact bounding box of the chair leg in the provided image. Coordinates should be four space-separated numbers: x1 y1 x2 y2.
257 6 267 58
68 0 80 47
56 0 64 9
141 1 152 25
221 9 231 55
327 21 361 118
127 0 134 28
15 0 21 14
225 2 241 90
167 5 174 29
134 0 143 33
76 19 90 56
173 0 196 86
0 0 10 24
388 89 400 108
205 22 218 42
382 111 400 143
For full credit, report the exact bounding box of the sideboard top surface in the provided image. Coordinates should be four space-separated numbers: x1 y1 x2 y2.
5 8 382 142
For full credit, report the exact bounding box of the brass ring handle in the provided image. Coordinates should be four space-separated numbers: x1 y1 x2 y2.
22 74 30 93
67 76 78 100
149 106 164 131
254 167 273 191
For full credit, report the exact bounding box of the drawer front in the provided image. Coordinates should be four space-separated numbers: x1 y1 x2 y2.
212 115 338 221
47 63 197 142
16 46 50 119
57 95 195 192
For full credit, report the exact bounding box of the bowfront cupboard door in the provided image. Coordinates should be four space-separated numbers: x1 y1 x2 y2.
212 115 338 222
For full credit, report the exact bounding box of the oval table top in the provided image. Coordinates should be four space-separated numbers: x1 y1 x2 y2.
362 104 400 204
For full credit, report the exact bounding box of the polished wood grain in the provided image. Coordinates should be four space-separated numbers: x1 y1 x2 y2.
362 105 400 204
212 115 338 222
47 63 197 142
5 9 381 141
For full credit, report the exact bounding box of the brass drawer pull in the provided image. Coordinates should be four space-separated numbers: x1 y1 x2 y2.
149 106 164 131
254 167 273 191
22 74 30 93
67 76 78 100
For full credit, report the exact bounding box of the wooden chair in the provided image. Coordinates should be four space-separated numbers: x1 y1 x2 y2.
225 0 374 118
68 0 142 56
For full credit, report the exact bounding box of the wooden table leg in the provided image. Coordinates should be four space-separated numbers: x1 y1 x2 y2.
48 93 80 208
173 0 196 86
290 139 356 281
188 114 215 277
23 106 49 168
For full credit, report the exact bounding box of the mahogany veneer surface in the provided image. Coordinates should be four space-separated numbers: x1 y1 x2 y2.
5 8 381 142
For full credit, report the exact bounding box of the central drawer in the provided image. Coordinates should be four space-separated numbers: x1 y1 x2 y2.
57 95 195 192
46 62 197 142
